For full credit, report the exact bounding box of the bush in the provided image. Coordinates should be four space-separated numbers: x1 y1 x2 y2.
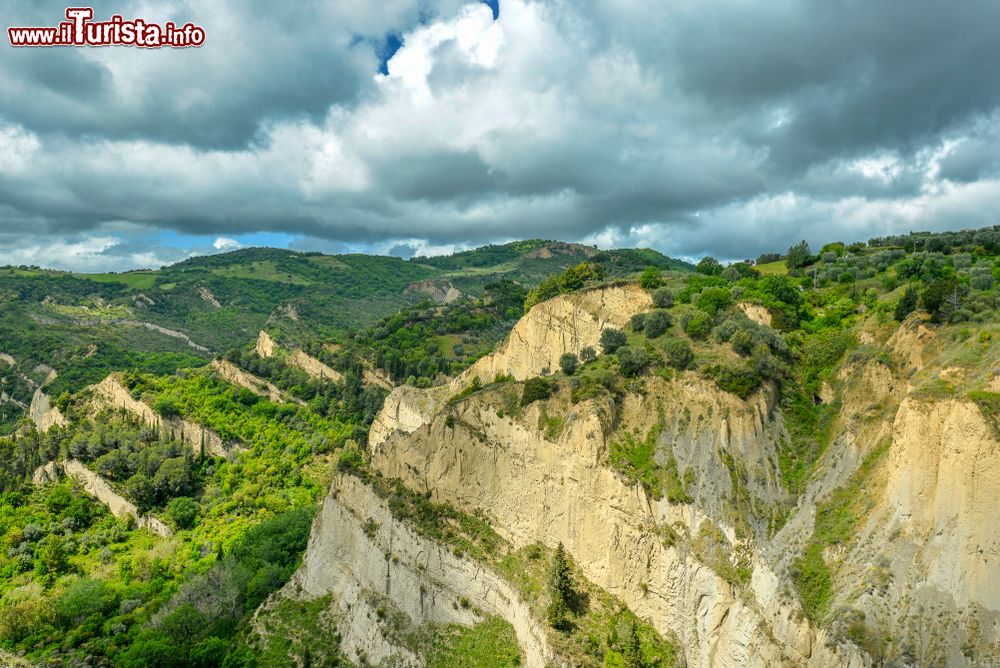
629 313 647 332
696 287 732 315
559 353 579 376
153 397 180 418
663 338 694 370
579 346 597 362
787 240 813 269
521 377 553 406
651 287 674 308
639 266 663 289
894 286 918 321
705 365 762 399
682 312 712 340
696 256 723 276
643 310 673 338
166 497 199 530
617 347 649 377
600 328 627 354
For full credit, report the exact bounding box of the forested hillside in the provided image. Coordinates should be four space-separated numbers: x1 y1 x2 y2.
2 228 1000 666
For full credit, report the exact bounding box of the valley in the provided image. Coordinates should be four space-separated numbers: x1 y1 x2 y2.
1 232 999 667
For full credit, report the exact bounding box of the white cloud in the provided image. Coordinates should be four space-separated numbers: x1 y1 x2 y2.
213 237 242 251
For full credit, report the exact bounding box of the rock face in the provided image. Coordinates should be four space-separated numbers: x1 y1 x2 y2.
371 380 861 668
29 388 67 432
407 280 463 304
32 460 171 537
90 375 231 458
286 474 554 667
738 302 773 327
295 281 1000 667
288 349 344 384
255 330 277 358
453 283 651 390
210 359 299 405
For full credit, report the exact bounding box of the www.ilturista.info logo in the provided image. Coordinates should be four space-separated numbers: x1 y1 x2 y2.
8 7 205 47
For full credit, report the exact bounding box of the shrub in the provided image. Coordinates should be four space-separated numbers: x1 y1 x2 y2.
521 377 552 406
629 313 647 332
663 338 694 370
559 353 579 376
682 312 712 340
695 287 732 315
640 266 663 289
166 497 199 530
643 310 673 338
894 286 918 321
600 328 627 354
579 346 597 362
153 397 181 418
787 240 813 269
652 287 674 308
617 347 649 377
696 256 723 276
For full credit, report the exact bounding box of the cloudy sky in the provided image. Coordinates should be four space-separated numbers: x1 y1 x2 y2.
2 0 999 271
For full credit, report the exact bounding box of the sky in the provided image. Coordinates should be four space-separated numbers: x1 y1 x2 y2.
1 0 1000 272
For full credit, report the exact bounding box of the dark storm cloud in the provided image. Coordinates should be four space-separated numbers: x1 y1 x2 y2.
1 0 1000 270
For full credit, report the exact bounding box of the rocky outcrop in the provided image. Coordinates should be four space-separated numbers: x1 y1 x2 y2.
738 302 772 327
31 460 171 537
210 359 300 405
255 331 277 358
29 389 67 432
452 284 651 390
90 375 231 458
197 286 221 308
407 280 462 304
371 379 860 667
0 353 15 366
286 474 554 667
288 350 344 384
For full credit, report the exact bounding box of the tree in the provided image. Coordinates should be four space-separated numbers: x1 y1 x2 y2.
643 310 673 338
639 267 662 289
663 338 694 370
153 398 180 418
36 534 68 577
623 622 643 668
167 497 199 530
580 346 597 363
559 353 579 376
696 256 723 276
617 347 649 377
651 288 674 308
547 543 572 630
921 276 959 322
629 313 647 333
600 328 627 355
521 377 552 406
786 240 813 269
695 287 732 315
894 286 918 322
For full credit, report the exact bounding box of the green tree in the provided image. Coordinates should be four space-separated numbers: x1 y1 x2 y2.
36 534 68 577
894 286 919 322
547 543 572 630
559 353 579 376
639 267 662 289
617 347 649 377
521 377 552 406
663 338 694 370
695 287 732 315
643 310 673 338
651 288 674 308
153 397 181 418
623 621 643 668
921 276 959 322
167 497 199 530
696 256 723 276
600 328 627 355
786 240 813 269
580 346 597 363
